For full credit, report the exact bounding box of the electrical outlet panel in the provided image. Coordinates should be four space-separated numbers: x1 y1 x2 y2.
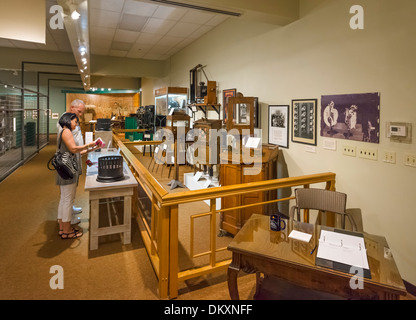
382 151 396 164
404 153 416 168
342 145 356 157
357 147 378 161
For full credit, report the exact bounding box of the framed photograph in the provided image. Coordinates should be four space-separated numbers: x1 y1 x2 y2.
222 88 237 124
253 97 260 128
268 105 289 148
291 99 317 146
320 92 380 143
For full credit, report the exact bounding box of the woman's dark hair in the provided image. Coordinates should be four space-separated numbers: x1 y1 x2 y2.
59 112 79 131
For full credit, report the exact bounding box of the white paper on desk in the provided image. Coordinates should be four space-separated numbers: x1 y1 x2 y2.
317 230 369 270
289 230 312 243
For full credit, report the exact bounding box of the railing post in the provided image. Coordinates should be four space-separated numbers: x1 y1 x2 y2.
210 199 217 267
169 204 179 299
158 206 170 299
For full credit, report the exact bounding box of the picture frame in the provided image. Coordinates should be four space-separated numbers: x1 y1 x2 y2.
253 97 260 128
268 105 289 148
320 93 380 143
291 99 317 146
222 88 237 124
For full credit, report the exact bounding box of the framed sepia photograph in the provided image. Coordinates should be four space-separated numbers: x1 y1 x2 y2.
268 105 289 148
320 92 380 143
291 99 317 146
222 88 237 124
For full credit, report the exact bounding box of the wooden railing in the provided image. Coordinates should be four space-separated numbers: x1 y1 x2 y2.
113 134 336 299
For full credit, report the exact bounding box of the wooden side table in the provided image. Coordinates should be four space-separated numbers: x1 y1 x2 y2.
85 152 138 250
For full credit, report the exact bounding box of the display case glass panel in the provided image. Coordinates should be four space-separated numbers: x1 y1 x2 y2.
155 87 188 116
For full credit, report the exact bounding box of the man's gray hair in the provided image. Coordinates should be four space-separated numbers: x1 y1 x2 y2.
71 99 85 108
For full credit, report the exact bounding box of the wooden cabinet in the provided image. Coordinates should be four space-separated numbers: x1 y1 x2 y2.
219 145 279 236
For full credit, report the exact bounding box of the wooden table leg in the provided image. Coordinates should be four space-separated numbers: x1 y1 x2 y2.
90 199 99 250
227 253 241 300
123 195 132 244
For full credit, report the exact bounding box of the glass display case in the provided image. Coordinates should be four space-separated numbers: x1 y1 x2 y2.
154 87 188 116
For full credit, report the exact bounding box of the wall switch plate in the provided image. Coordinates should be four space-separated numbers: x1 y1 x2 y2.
382 151 396 164
357 147 378 161
342 145 356 157
404 153 416 168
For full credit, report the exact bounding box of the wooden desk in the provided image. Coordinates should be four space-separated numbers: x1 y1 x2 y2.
227 214 406 300
85 151 138 250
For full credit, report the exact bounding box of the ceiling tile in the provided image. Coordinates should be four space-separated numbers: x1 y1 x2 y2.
90 38 112 51
92 48 110 56
130 42 154 55
141 18 176 35
109 49 128 57
111 41 133 51
180 10 215 25
166 22 200 37
158 35 186 47
89 9 120 28
90 26 116 40
188 25 214 39
205 14 229 26
89 0 125 13
122 0 158 17
114 29 140 43
126 50 146 59
143 52 163 60
119 14 149 32
152 5 188 21
148 44 171 55
136 33 163 45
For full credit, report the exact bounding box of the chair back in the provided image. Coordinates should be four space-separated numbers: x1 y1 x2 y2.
295 188 347 215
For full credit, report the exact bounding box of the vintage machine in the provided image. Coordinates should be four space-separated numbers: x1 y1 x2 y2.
188 64 220 119
193 118 223 171
136 105 155 133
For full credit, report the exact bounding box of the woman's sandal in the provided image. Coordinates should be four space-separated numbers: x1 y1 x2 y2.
60 228 83 240
58 227 80 237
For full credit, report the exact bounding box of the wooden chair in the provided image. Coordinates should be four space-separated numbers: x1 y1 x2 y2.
289 188 358 231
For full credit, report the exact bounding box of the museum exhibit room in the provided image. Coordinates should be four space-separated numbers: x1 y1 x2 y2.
0 0 415 302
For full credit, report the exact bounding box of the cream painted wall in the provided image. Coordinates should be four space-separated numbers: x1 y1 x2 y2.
158 0 416 284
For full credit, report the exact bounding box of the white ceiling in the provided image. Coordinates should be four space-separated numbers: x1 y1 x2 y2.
0 0 230 61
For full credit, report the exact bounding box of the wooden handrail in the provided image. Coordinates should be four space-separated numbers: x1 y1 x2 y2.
122 140 164 146
160 172 336 207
